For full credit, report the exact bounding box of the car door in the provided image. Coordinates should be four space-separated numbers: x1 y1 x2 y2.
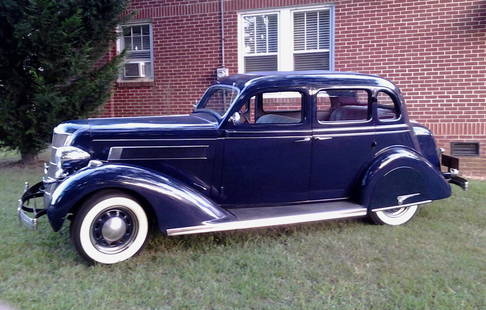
309 88 375 200
220 89 312 205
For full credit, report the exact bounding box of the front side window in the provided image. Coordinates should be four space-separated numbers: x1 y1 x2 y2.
196 86 240 117
118 23 153 81
236 91 303 125
239 6 334 73
316 89 370 122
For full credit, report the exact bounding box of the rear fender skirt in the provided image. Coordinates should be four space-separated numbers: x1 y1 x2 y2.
47 164 232 232
361 147 451 210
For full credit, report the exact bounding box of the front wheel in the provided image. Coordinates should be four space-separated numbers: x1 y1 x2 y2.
71 191 149 264
370 205 418 226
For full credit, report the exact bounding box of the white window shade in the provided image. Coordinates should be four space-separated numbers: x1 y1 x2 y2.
293 9 331 70
243 14 278 72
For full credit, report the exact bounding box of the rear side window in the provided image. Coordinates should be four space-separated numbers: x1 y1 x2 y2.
377 91 400 120
316 89 370 122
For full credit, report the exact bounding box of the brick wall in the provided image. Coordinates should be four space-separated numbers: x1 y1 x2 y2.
105 0 486 178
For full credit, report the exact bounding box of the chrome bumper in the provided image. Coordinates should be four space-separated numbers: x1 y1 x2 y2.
17 182 47 230
441 154 468 191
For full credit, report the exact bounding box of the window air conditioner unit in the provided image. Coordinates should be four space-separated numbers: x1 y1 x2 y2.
124 62 145 78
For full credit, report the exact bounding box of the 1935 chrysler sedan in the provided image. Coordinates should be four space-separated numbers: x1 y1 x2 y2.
18 71 467 264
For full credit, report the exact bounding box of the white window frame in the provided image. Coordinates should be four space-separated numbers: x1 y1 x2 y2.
238 4 335 73
116 21 154 82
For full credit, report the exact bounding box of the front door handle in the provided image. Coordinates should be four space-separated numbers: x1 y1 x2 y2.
314 136 333 141
294 137 312 143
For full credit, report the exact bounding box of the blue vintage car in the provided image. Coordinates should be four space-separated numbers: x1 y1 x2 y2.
18 71 467 264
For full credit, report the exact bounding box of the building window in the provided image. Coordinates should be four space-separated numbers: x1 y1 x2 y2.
118 23 153 81
243 14 278 72
239 5 334 73
293 10 331 70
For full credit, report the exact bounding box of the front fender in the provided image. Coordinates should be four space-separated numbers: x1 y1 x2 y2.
361 147 451 210
47 164 233 232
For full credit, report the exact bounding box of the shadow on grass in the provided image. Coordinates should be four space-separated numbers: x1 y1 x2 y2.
36 216 370 266
146 217 370 252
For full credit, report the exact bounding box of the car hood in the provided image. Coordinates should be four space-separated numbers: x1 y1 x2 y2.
56 114 217 133
87 114 217 130
54 114 220 145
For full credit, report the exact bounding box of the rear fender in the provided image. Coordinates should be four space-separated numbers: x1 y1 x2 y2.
361 147 451 210
47 164 233 232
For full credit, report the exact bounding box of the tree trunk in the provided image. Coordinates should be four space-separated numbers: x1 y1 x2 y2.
20 151 37 165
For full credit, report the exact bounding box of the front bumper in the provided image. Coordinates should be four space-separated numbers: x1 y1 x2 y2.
17 182 47 230
441 154 468 191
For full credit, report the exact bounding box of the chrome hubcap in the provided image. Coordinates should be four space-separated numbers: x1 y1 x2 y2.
101 216 127 243
90 208 138 254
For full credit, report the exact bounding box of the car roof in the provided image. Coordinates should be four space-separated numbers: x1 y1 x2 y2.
217 71 400 93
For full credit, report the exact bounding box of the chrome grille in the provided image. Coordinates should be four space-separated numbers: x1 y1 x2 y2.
45 132 70 181
52 133 69 147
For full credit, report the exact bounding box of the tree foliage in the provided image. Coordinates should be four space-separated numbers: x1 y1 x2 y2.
0 0 129 162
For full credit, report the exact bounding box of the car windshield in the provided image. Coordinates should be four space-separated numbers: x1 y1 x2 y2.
196 86 239 117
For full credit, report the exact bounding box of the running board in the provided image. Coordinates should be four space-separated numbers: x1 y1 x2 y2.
166 202 367 236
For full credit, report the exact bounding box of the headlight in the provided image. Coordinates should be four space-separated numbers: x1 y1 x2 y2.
54 146 91 178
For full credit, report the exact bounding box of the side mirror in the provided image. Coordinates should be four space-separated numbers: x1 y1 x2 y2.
229 112 242 125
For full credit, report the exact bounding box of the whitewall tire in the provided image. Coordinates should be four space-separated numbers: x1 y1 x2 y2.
370 205 419 226
71 191 149 264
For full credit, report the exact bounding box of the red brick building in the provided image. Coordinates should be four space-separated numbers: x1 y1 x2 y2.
103 0 486 178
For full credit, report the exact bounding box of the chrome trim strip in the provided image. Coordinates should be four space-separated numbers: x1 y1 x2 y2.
226 129 312 134
94 128 410 143
93 138 222 142
224 124 407 135
313 124 407 132
292 197 349 204
166 207 367 236
226 135 312 140
109 157 207 161
107 145 209 161
314 129 410 138
110 145 209 149
371 200 432 212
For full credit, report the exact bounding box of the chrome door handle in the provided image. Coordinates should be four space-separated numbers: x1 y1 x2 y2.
294 137 312 143
314 136 333 141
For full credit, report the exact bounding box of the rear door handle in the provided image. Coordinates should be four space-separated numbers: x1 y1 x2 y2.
314 136 333 141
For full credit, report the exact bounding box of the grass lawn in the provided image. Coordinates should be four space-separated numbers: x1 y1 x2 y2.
0 152 484 309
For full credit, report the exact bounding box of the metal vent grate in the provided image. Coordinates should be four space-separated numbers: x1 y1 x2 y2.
451 142 480 156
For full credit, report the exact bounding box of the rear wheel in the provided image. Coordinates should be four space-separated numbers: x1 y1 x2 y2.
71 191 149 264
370 205 418 226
